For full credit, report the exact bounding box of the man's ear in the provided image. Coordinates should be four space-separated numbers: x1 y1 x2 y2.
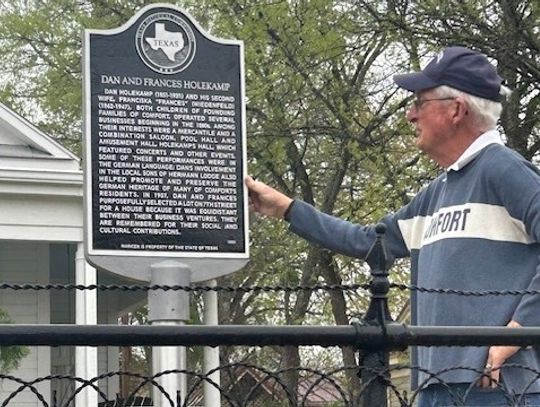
452 97 468 124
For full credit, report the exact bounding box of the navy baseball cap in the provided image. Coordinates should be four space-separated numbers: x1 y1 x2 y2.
393 46 503 102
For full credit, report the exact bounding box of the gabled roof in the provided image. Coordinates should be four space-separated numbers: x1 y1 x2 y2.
0 103 83 241
0 102 80 171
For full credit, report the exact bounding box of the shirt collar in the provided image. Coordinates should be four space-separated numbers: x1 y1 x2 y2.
447 129 504 171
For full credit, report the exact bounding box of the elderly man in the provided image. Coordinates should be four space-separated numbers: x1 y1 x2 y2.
246 46 540 406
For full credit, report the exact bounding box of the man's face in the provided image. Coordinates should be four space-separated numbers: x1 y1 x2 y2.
406 89 455 159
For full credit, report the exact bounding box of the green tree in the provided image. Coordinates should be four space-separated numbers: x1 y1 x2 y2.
0 0 163 153
0 309 29 374
192 0 431 397
0 0 429 396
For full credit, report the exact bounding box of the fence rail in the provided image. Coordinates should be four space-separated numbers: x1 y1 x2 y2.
1 324 540 348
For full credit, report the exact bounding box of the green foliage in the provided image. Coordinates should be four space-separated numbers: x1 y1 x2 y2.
0 309 30 374
0 0 163 153
184 5 428 390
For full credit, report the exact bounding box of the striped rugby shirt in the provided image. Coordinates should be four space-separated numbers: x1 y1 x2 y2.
287 132 540 393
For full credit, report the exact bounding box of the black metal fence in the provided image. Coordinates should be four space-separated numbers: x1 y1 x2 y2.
2 227 540 406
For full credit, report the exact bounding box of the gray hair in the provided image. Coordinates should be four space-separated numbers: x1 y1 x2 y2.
432 85 511 129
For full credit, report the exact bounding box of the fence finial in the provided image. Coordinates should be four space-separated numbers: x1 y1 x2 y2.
358 223 393 407
364 223 393 324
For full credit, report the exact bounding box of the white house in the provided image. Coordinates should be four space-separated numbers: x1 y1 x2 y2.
0 103 145 406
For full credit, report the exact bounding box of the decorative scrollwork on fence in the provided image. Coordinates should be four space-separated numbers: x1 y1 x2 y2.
3 362 540 407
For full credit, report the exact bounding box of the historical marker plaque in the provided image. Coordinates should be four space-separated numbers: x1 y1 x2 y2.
83 4 249 278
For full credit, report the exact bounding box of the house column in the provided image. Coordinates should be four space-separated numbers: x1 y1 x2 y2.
75 243 98 406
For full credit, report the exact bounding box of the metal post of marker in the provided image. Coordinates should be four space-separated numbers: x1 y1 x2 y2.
203 279 221 406
148 261 191 406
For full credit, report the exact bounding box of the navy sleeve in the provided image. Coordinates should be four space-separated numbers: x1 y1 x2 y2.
287 200 411 261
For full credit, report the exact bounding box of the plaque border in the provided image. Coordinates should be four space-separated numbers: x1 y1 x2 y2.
83 3 249 263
